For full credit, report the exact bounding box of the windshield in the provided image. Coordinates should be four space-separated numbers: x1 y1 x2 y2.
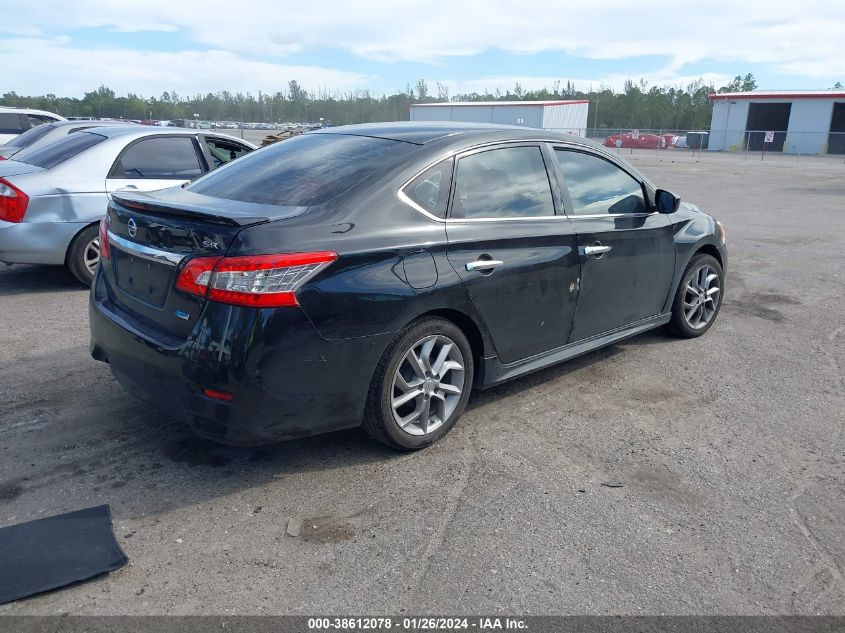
7 123 54 148
186 133 417 207
13 131 106 169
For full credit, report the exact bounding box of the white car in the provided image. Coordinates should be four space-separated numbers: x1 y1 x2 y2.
0 107 66 144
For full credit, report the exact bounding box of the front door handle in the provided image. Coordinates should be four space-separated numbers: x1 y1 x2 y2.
582 245 612 257
466 259 504 272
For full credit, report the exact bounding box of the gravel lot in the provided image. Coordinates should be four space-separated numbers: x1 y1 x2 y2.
0 152 843 615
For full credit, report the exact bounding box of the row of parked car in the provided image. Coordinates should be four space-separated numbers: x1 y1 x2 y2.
602 131 710 150
0 107 256 283
139 119 323 131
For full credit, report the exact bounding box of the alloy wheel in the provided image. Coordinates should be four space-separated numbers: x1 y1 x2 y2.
390 334 466 436
84 237 100 276
683 264 721 329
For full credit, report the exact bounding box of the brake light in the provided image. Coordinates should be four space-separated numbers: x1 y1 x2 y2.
175 251 337 307
99 216 111 260
174 256 222 296
0 178 29 223
202 388 233 401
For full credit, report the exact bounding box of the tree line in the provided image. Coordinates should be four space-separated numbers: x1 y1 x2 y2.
1 74 767 130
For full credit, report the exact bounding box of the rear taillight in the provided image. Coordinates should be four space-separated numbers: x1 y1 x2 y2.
202 388 233 401
99 216 111 260
175 256 222 297
175 251 337 307
0 178 29 223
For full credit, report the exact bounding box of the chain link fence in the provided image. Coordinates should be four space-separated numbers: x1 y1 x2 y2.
547 128 845 163
131 118 845 162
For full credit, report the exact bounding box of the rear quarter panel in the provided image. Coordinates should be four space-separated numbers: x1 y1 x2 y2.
230 192 493 353
15 135 129 224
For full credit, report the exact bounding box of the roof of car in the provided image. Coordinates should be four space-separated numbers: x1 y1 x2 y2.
48 120 136 129
82 126 255 146
0 106 66 119
312 121 588 146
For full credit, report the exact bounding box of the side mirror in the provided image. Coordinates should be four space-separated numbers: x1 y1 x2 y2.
655 189 681 214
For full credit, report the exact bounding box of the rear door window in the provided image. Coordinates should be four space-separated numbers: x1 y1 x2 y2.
202 136 252 169
451 146 554 219
12 132 106 169
0 113 25 135
112 136 204 179
27 114 54 127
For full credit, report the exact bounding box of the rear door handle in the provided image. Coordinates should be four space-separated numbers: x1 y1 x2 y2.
581 245 612 257
466 259 504 271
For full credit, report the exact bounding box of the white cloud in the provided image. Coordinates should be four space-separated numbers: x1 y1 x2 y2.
5 0 845 68
2 1 844 95
0 38 372 97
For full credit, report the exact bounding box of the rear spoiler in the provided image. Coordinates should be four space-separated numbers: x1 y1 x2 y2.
110 193 268 227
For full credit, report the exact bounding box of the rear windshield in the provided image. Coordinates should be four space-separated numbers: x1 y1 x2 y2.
13 131 106 169
186 133 417 206
7 122 54 148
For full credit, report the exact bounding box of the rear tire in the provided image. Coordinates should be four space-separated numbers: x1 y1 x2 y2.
66 224 100 287
363 317 474 451
665 253 724 338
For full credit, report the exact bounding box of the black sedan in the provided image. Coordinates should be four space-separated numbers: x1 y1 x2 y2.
89 122 727 450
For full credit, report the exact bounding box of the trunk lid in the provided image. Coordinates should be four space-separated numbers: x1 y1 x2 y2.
0 160 45 179
101 189 309 343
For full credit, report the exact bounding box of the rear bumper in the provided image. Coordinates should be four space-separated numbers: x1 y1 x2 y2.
0 220 85 265
89 271 392 445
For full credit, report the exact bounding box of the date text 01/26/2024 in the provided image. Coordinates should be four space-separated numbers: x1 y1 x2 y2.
307 617 528 630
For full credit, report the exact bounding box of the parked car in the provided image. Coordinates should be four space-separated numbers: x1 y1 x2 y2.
603 132 666 150
0 120 138 160
0 127 256 284
89 122 728 450
662 134 680 147
0 107 66 144
685 131 710 150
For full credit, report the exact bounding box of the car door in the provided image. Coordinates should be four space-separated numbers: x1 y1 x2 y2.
445 144 580 365
106 135 205 194
551 146 675 342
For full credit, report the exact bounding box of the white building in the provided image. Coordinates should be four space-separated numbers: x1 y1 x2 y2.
410 100 590 135
708 90 845 155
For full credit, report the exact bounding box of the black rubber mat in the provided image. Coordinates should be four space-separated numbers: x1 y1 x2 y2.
0 504 127 605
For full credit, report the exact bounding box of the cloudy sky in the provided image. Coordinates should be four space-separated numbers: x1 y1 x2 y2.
3 0 844 98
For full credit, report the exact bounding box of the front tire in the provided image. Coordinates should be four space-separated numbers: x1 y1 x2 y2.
363 317 474 451
665 253 724 338
66 224 100 287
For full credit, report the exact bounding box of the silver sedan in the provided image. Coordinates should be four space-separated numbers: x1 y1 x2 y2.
0 127 256 284
0 119 137 159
